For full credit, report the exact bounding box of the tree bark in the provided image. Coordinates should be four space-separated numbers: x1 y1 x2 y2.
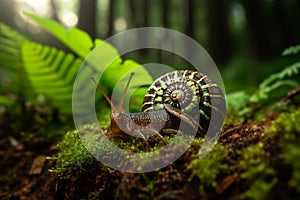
184 0 194 38
129 0 149 27
293 1 300 44
50 0 59 22
273 0 291 50
108 0 115 36
206 0 232 64
159 0 171 64
143 0 149 27
162 0 170 28
78 0 97 39
129 0 137 27
128 0 150 60
241 0 271 59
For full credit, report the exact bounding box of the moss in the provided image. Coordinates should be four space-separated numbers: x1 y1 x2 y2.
50 127 95 173
238 142 277 200
50 107 300 198
281 144 300 192
142 179 155 197
268 108 300 140
51 123 198 173
268 108 300 193
187 143 227 196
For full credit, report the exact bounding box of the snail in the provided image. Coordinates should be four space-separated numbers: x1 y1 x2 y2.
91 70 225 150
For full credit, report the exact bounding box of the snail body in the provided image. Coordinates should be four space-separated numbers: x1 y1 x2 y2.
92 70 225 149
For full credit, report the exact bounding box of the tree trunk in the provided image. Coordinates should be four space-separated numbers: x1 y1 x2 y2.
50 0 59 22
127 0 150 61
129 0 149 27
143 0 149 27
162 0 169 28
273 0 291 50
129 0 137 27
241 0 271 59
184 0 194 38
78 0 97 39
159 0 171 63
206 0 232 64
288 1 300 45
108 0 115 36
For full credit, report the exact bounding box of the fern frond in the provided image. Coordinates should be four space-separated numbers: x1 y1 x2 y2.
0 23 28 43
277 61 300 78
282 44 300 56
0 23 31 96
250 61 300 103
0 23 28 66
1 19 153 120
25 13 93 58
0 23 103 117
22 42 83 113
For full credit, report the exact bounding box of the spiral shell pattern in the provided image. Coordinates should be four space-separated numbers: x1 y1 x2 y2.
142 70 225 134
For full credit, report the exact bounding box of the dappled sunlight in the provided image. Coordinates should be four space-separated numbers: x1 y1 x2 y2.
114 18 127 32
14 0 53 33
23 0 49 9
54 0 79 27
58 10 78 27
13 0 79 32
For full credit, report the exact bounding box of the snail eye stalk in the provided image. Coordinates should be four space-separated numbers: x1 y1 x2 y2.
90 72 135 113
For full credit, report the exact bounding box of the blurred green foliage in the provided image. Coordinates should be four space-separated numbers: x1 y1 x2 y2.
226 44 300 124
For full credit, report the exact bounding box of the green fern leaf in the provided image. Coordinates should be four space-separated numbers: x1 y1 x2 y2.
25 13 93 58
2 16 152 118
250 61 300 103
22 42 83 113
25 14 153 111
0 23 28 65
0 23 27 43
282 44 300 56
0 23 31 96
278 62 300 79
0 24 114 117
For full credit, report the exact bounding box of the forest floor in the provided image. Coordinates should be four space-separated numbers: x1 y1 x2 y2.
0 106 299 199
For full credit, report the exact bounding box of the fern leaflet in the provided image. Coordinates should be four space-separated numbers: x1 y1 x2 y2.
250 61 300 103
22 42 83 113
282 45 300 56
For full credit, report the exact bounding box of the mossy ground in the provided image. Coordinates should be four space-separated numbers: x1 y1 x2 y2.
1 104 300 199
43 107 300 199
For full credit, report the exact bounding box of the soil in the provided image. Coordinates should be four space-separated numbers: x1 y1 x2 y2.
0 134 57 199
0 106 298 199
0 121 268 200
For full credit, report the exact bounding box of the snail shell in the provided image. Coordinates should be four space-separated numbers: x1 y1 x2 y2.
142 70 225 134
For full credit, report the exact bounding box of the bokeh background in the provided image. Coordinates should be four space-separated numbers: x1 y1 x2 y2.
1 0 300 92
